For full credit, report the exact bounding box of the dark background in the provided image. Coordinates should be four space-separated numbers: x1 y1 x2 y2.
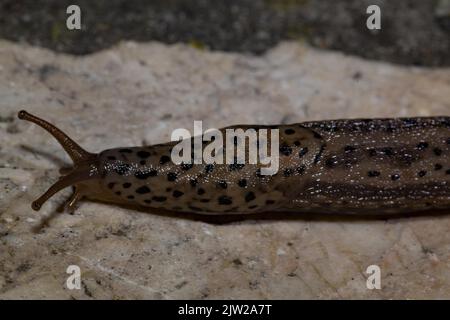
0 0 449 66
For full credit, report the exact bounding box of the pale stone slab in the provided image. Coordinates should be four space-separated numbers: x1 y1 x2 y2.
0 40 449 299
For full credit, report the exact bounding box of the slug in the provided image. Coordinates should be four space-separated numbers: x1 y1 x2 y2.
18 110 450 215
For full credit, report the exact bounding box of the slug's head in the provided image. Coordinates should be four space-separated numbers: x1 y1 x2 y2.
18 110 101 211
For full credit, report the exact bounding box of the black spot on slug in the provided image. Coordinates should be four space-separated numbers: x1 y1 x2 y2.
435 164 443 170
368 170 380 177
416 142 429 151
368 149 377 157
442 119 450 128
391 174 400 181
314 144 326 163
135 170 157 179
159 155 171 164
229 163 245 171
325 156 338 168
218 195 232 205
280 145 292 156
205 164 214 174
173 190 184 198
144 199 152 204
403 118 418 127
284 128 295 135
167 172 178 182
381 147 394 156
115 163 131 175
418 170 427 177
399 153 416 166
123 182 131 189
294 141 301 146
266 200 275 205
433 148 442 156
153 196 167 202
137 150 151 158
297 165 306 174
136 186 150 194
217 180 228 189
197 188 205 195
107 182 115 189
344 145 356 153
298 147 308 157
115 191 121 196
181 163 193 170
245 192 256 202
190 178 198 187
238 179 247 188
446 169 450 175
127 195 135 199
139 160 146 165
313 132 322 139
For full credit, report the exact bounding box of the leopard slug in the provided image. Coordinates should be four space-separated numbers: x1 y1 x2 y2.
18 110 450 215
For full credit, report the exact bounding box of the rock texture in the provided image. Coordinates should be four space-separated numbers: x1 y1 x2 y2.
0 40 449 299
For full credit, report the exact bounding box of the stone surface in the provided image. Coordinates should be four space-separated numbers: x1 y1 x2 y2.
0 40 449 299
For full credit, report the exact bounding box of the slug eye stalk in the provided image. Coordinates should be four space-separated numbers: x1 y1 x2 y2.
18 110 99 211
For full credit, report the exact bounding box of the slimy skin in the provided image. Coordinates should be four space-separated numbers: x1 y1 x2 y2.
290 118 450 214
18 111 450 215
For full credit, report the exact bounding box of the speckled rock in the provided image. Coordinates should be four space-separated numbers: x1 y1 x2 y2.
0 40 449 299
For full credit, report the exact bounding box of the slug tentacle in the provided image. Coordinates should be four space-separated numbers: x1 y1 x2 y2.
18 110 100 211
18 110 95 164
30 162 99 211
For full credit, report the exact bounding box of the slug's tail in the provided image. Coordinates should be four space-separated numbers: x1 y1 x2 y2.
18 110 99 211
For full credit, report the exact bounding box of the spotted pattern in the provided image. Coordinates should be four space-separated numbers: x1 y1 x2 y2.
97 118 450 214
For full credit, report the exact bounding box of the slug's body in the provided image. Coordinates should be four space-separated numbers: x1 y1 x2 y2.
18 111 450 215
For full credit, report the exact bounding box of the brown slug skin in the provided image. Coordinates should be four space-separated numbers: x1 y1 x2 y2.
18 110 450 215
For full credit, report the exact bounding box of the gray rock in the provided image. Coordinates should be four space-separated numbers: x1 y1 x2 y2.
0 40 449 299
